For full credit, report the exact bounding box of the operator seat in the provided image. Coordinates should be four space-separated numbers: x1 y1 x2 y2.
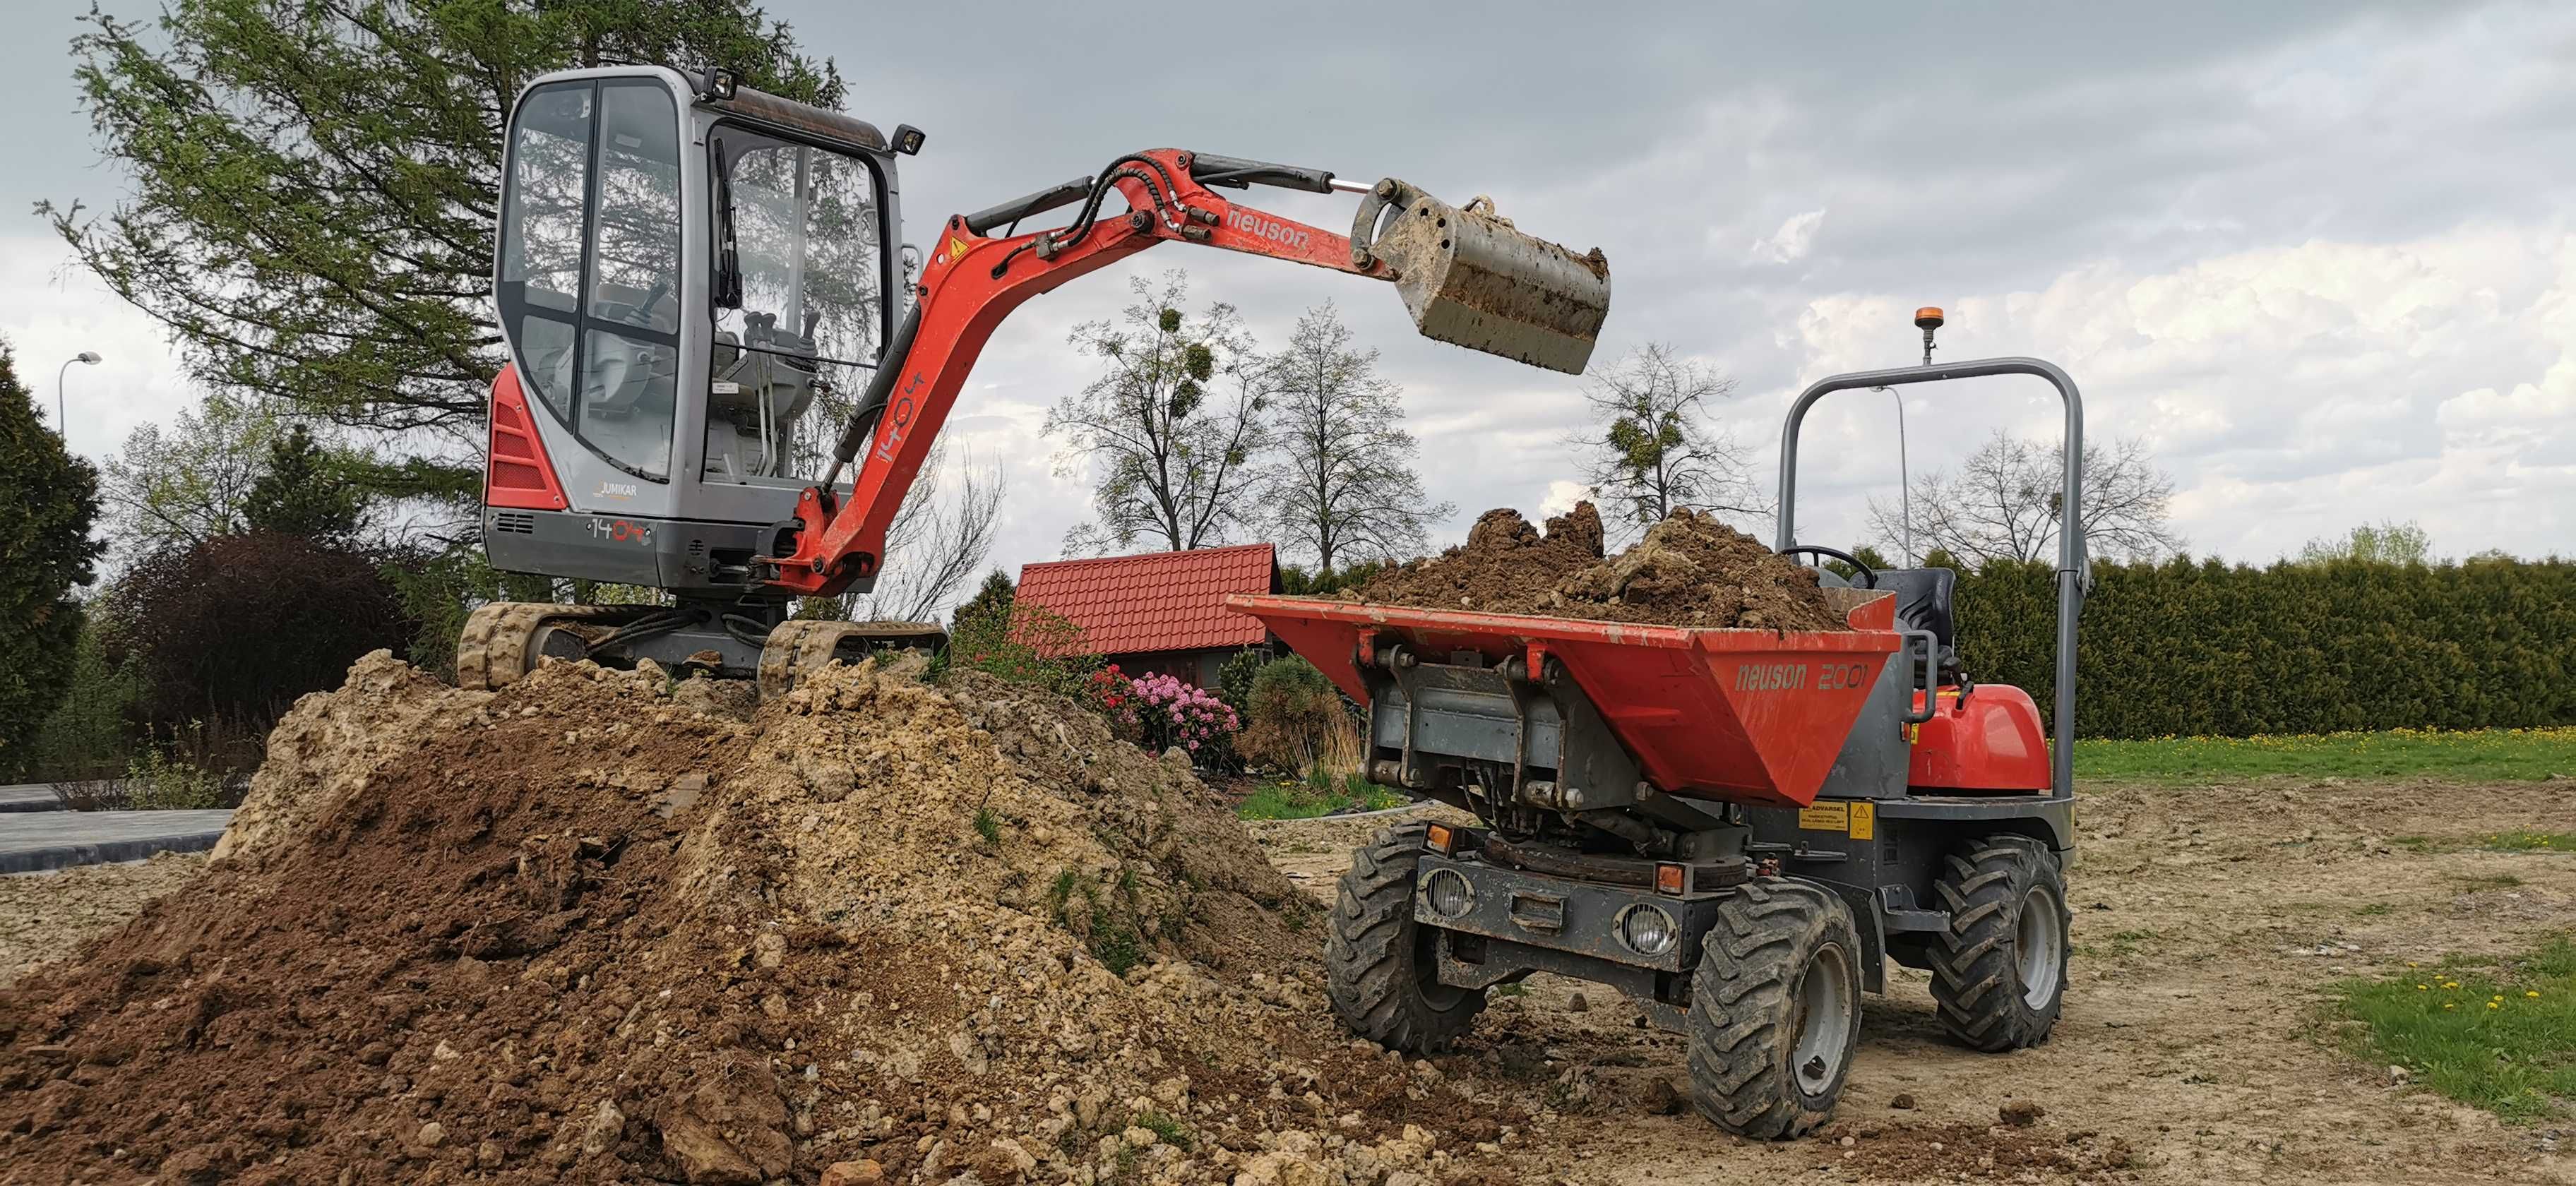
1874 567 1960 677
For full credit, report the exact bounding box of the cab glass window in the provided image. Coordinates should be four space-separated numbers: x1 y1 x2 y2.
496 78 684 480
705 128 885 482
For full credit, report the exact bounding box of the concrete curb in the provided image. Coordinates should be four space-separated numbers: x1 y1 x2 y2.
0 786 65 815
0 809 234 874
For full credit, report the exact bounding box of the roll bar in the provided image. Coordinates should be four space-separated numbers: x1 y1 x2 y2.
1774 357 2086 798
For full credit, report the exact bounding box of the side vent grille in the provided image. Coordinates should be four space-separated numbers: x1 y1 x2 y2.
494 511 537 535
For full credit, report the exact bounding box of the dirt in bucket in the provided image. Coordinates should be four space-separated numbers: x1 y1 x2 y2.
0 652 1520 1185
1346 502 1849 632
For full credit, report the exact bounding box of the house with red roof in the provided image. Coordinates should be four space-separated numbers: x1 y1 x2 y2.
1014 542 1281 688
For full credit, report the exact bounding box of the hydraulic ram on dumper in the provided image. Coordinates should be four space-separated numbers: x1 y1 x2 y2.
1229 357 2090 1140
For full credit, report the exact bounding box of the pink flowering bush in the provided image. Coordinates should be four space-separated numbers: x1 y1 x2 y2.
1099 670 1241 767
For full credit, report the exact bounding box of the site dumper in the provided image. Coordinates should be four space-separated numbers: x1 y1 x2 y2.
1227 355 2088 1139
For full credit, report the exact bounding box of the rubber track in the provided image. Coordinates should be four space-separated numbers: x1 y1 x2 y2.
455 603 628 691
1684 878 1845 1139
1928 835 2060 1052
1323 822 1483 1053
756 620 947 697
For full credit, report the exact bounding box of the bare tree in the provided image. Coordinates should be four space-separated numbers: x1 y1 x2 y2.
820 438 1004 623
1260 302 1454 573
1573 343 1765 538
1867 430 2182 565
1048 271 1271 554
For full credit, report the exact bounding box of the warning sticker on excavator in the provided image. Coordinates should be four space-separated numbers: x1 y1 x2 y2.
948 236 970 261
1849 801 1875 841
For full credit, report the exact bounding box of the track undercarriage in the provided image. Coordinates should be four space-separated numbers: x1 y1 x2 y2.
456 600 945 698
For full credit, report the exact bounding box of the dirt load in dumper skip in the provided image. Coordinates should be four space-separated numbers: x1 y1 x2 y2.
0 654 1514 1186
1347 501 1849 631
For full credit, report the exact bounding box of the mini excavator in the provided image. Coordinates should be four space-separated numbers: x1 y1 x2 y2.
464 65 1611 695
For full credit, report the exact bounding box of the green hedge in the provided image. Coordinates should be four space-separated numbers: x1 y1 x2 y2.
1941 556 2576 740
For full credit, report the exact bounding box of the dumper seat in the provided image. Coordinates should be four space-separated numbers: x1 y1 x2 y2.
1876 567 1960 676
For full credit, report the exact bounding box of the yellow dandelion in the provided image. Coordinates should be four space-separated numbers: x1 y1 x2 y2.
2487 1002 2500 1010
2418 985 2430 990
2527 990 2541 998
2445 1002 2457 1010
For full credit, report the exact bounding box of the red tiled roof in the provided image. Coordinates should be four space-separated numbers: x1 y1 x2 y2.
1017 543 1278 656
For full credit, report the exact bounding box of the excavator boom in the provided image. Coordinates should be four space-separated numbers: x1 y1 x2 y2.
763 147 1612 598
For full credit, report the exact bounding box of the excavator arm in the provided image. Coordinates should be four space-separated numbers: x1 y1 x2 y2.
760 147 1611 599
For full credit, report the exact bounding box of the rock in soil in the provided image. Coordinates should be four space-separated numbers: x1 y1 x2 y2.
0 651 1501 1185
1999 1098 2048 1127
1345 501 1847 631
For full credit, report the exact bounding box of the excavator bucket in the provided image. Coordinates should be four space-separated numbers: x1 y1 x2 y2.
1352 181 1611 374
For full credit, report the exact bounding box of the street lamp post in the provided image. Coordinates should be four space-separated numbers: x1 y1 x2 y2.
56 352 102 438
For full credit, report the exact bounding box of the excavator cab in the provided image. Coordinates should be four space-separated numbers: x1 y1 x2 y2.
485 66 902 593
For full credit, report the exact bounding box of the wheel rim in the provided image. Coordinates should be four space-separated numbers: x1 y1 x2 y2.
2017 885 2064 1008
1790 942 1855 1097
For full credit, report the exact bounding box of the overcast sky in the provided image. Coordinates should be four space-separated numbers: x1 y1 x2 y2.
8 1 2576 586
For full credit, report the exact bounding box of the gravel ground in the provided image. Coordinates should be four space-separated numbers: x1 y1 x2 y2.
0 852 204 987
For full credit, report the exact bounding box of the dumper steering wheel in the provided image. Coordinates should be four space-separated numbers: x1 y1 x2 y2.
1778 545 1876 589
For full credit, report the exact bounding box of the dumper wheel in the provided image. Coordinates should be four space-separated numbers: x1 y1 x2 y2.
1685 878 1862 1139
1930 834 2068 1053
1325 822 1486 1053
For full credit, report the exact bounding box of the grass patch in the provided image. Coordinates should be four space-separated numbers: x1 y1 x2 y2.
2075 726 2576 781
1236 774 1409 821
1046 868 1145 976
972 805 1002 845
1131 1109 1195 1152
2447 873 2524 892
2483 830 2575 853
2333 938 2576 1122
2355 902 2396 917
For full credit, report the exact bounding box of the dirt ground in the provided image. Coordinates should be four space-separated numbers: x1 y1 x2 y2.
0 853 204 988
1248 777 2576 1185
8 775 2572 1183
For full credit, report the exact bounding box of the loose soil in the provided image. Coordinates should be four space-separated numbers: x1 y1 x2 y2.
0 653 1520 1185
1345 503 1846 631
13 665 2576 1183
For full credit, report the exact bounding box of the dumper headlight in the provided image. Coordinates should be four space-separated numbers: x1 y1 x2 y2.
1421 868 1473 918
1617 904 1678 957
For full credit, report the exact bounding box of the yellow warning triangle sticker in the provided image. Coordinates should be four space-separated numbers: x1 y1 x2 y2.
948 236 970 260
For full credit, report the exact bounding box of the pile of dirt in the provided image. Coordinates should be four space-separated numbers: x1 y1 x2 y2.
1347 502 1847 631
0 652 1517 1185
